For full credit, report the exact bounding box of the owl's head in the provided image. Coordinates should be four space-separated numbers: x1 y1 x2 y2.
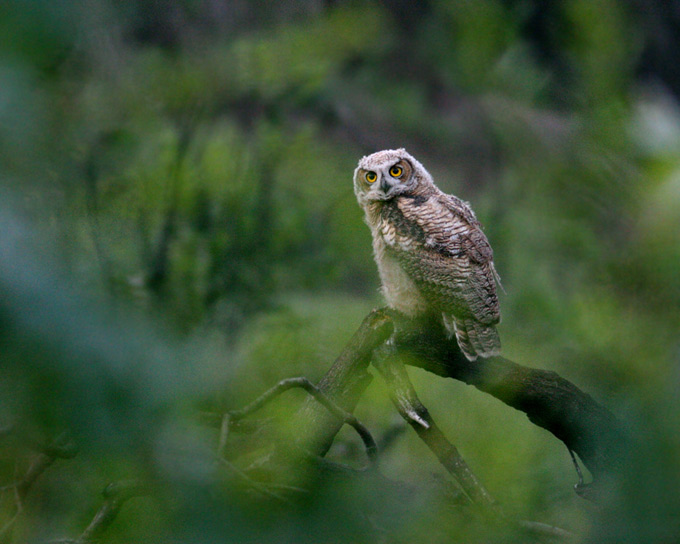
353 148 430 205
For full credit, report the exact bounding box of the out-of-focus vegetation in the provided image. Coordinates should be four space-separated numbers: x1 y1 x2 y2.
1 1 679 542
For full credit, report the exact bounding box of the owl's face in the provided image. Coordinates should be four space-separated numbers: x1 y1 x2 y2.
354 148 424 204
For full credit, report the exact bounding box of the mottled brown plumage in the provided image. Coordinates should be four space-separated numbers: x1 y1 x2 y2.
353 148 501 361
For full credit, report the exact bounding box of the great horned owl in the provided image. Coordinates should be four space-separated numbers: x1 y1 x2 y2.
353 148 501 361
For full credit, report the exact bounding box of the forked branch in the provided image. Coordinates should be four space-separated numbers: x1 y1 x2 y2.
372 346 496 508
209 376 379 467
297 308 625 485
389 312 626 481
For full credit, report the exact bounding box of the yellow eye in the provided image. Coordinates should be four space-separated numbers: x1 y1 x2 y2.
365 171 377 183
389 165 403 177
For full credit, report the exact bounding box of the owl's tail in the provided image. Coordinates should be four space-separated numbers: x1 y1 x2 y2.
443 315 501 361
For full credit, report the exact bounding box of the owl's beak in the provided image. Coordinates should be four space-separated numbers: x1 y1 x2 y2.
380 176 391 195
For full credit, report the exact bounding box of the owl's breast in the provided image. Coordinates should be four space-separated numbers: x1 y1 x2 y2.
371 231 429 317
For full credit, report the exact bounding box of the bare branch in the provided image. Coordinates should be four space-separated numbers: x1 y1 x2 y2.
217 457 290 503
372 347 497 509
0 428 78 460
389 313 627 483
225 376 379 466
293 309 393 457
211 374 386 503
77 481 149 543
518 520 576 541
218 414 231 458
14 453 55 506
291 308 624 488
1 432 77 544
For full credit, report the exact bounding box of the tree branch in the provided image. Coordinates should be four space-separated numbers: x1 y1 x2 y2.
76 481 149 543
0 432 77 544
297 309 625 486
293 309 394 457
390 314 626 482
223 377 379 466
372 347 497 508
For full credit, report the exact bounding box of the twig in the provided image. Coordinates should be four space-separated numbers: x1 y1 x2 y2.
217 457 290 503
226 377 379 466
217 458 286 501
0 429 78 461
303 453 372 475
291 308 623 488
0 432 77 544
569 449 585 488
292 309 393 458
14 453 56 506
565 448 601 502
372 346 497 509
377 424 407 453
518 520 576 541
218 414 231 458
262 483 310 494
199 413 271 434
384 310 625 484
77 481 149 543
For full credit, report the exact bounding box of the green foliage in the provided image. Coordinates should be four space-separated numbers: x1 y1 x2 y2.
1 1 679 542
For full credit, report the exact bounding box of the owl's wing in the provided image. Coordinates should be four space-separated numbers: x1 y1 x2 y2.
439 194 495 265
380 193 500 324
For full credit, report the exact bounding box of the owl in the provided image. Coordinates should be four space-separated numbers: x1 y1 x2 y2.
353 148 501 361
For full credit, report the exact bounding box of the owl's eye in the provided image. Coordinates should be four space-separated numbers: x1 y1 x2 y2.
389 165 403 177
365 171 377 183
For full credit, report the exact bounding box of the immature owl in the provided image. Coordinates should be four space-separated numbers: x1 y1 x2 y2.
354 148 501 361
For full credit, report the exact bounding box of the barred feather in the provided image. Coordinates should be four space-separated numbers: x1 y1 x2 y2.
354 148 501 361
